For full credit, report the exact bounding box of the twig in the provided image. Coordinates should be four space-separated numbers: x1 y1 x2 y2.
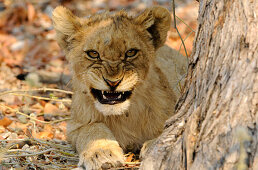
32 138 73 150
124 162 141 165
48 159 71 168
3 148 56 158
178 30 193 67
110 166 140 170
7 149 33 154
176 16 195 33
0 88 73 96
57 150 78 157
0 139 27 142
0 104 71 124
175 73 187 93
49 118 71 124
44 153 79 160
0 104 48 123
172 0 188 58
6 93 71 103
179 31 194 54
59 166 78 170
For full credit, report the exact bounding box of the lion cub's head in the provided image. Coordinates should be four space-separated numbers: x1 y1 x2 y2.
52 6 171 116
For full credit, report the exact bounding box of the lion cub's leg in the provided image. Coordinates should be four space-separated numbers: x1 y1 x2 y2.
68 123 124 169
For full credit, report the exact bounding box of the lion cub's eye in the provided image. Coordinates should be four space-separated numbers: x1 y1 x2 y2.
85 50 100 59
125 49 138 58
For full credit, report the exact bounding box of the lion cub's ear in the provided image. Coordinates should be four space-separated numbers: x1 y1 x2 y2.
134 6 171 49
52 6 82 53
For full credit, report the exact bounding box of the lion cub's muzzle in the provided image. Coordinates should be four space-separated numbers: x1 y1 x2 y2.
91 77 132 105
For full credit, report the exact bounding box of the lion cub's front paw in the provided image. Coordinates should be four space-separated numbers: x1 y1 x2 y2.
78 148 124 170
78 140 124 170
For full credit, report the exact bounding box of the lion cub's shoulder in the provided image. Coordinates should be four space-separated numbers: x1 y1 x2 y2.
155 45 188 97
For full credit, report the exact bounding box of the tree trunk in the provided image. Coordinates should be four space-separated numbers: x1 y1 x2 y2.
140 0 258 169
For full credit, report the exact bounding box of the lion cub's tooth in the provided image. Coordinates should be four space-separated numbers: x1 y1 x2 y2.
101 91 104 95
118 94 122 99
103 95 107 99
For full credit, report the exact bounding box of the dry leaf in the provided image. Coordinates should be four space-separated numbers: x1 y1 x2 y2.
44 124 53 132
30 103 44 114
125 153 134 162
37 131 54 139
27 3 36 23
0 116 13 128
43 103 60 115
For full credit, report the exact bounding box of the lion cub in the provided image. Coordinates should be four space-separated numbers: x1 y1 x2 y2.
52 6 187 169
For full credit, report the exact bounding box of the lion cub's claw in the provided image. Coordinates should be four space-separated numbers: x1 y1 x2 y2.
78 148 124 170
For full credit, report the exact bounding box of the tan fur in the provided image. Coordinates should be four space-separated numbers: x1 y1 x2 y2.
52 6 187 169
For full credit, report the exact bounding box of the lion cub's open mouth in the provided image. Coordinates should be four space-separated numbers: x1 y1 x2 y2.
91 88 132 105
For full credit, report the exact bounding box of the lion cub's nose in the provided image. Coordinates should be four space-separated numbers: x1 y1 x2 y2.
104 78 121 89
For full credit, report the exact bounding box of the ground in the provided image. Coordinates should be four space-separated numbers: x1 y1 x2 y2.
0 0 197 169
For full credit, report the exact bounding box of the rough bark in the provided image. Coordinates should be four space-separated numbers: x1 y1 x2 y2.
141 0 258 169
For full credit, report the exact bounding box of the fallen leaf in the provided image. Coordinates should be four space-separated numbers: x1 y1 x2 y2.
125 153 134 162
44 124 53 131
27 3 36 23
13 96 23 106
0 132 11 139
39 100 47 107
30 103 44 114
0 116 13 128
44 103 61 115
37 131 54 139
